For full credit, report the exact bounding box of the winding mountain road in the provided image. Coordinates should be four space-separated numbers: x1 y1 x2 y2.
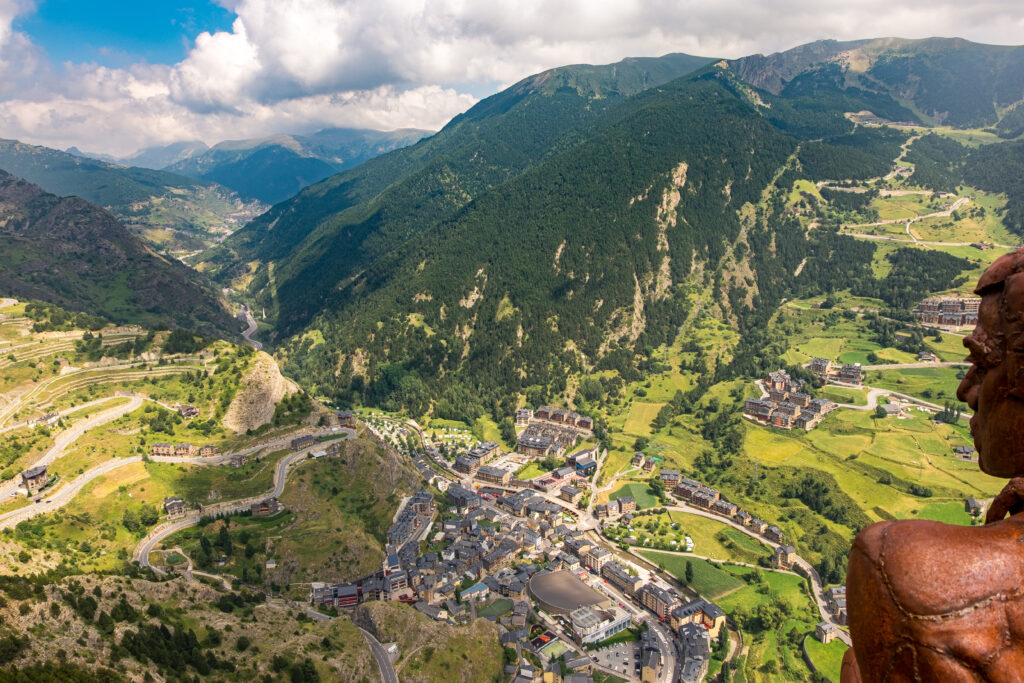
359 628 399 683
241 307 262 351
133 429 354 570
0 396 144 499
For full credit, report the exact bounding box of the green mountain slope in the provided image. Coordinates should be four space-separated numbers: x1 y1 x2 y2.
0 170 235 334
0 139 265 252
166 127 430 204
195 52 718 325
204 39 1020 414
246 65 913 412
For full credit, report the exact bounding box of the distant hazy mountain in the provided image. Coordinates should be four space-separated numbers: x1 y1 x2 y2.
0 139 265 253
0 170 234 334
731 37 1024 127
121 140 211 170
165 127 431 204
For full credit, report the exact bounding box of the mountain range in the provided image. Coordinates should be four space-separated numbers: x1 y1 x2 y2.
87 127 428 205
4 36 1024 404
190 37 1024 415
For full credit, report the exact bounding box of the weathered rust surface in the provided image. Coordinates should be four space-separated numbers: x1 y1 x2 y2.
844 248 1024 681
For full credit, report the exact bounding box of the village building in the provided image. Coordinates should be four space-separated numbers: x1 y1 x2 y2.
765 525 785 543
517 434 553 458
913 297 981 328
671 599 727 639
838 363 864 385
21 465 49 495
559 485 583 505
174 443 196 456
251 498 285 517
639 583 676 620
574 454 596 476
477 465 510 485
678 623 711 683
454 455 482 475
150 443 174 456
710 499 737 517
198 445 219 457
616 496 637 515
816 622 842 644
659 469 681 486
290 434 317 451
692 487 720 509
163 496 186 517
674 478 701 500
336 410 357 427
176 404 199 419
773 544 798 570
640 628 663 683
515 408 533 426
602 561 643 595
583 546 611 572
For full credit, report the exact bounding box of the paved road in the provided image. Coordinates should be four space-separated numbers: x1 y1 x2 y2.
0 455 142 528
359 627 399 683
0 395 135 436
861 361 968 370
842 196 970 231
241 307 262 351
827 379 971 417
0 396 144 499
134 431 354 569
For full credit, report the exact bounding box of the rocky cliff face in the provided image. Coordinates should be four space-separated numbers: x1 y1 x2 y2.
222 351 292 433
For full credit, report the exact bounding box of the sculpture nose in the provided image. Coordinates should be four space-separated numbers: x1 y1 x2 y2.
956 370 979 409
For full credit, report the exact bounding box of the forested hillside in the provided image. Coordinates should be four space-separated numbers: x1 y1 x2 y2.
0 171 235 335
194 52 717 313
197 39 1023 421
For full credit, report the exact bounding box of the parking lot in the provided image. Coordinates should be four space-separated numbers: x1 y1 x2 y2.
591 641 641 678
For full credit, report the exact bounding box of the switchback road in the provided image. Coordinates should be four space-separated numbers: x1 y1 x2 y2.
0 396 144 499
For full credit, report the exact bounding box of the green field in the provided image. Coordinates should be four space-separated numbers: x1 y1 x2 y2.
670 512 771 564
864 366 965 403
742 408 998 528
515 462 548 480
609 482 659 509
917 501 974 525
805 636 850 682
818 386 869 406
623 402 664 436
640 552 745 599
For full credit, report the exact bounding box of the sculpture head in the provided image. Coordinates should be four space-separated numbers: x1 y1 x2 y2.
957 248 1024 477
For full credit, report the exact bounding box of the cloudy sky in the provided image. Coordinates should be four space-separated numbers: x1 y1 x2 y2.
1 0 1023 157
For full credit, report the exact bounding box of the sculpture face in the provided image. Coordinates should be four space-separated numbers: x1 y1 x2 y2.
957 258 1024 478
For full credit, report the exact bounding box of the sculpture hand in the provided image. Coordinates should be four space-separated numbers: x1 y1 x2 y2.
985 477 1024 524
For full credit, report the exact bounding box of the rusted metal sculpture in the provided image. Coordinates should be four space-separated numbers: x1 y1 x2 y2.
843 249 1024 681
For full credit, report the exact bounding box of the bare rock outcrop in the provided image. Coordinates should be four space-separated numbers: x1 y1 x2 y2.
222 350 291 433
